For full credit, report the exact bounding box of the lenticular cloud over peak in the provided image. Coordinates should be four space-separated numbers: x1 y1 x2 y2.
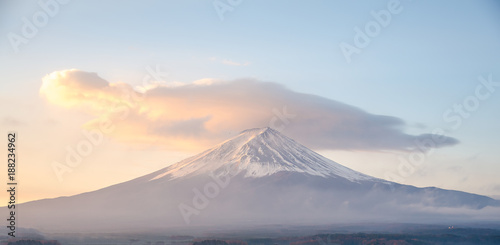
39 69 459 152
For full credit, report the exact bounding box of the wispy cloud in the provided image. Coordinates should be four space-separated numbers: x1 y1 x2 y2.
221 59 250 66
210 57 250 66
39 69 459 152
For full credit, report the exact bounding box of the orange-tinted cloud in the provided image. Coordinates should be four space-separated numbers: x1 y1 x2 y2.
39 69 459 152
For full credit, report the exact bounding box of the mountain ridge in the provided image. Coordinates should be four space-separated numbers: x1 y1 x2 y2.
148 127 376 181
7 127 500 232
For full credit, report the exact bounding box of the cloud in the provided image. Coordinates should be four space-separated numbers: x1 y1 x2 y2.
39 69 133 110
210 57 250 66
492 185 500 192
221 59 250 66
39 69 459 152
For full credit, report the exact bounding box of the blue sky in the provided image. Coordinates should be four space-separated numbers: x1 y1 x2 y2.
1 0 499 202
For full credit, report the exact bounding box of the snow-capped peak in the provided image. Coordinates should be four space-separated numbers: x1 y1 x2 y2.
150 127 374 182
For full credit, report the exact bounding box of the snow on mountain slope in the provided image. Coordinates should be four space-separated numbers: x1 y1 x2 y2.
150 127 375 181
8 127 500 233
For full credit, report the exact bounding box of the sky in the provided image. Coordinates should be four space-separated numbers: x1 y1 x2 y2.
0 0 500 204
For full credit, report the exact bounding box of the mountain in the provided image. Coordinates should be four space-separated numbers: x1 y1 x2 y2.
12 127 500 233
149 127 374 181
